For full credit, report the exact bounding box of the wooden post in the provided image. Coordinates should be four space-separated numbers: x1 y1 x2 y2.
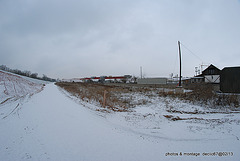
178 41 182 87
103 90 107 108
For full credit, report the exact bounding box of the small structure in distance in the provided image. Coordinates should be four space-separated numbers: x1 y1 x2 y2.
137 77 167 85
62 75 133 83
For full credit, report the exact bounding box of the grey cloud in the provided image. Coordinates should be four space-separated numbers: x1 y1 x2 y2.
1 0 240 78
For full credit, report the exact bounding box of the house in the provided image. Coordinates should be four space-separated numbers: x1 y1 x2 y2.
220 67 240 93
198 64 221 83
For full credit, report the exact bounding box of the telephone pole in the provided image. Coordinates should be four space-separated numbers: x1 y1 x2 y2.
178 41 182 87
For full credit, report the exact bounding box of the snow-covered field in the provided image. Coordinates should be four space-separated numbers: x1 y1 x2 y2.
0 70 240 161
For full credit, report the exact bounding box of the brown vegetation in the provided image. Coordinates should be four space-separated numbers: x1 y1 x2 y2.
56 82 150 112
159 83 239 108
56 82 239 113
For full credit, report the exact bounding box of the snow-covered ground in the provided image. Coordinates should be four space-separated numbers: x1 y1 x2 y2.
0 70 44 119
0 71 240 161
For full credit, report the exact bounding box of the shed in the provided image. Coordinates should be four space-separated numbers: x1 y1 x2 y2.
220 67 240 93
191 77 204 83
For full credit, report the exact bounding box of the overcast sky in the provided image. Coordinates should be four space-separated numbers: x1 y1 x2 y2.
1 0 240 79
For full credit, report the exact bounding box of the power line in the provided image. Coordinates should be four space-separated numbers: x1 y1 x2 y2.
180 42 204 62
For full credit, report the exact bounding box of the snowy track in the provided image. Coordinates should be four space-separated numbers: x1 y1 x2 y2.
0 70 44 119
0 82 240 160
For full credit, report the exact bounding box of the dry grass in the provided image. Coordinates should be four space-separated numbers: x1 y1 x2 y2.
56 82 239 113
159 83 239 108
56 82 145 112
164 115 207 121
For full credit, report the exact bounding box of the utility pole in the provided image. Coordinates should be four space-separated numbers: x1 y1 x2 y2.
178 41 182 87
140 66 143 79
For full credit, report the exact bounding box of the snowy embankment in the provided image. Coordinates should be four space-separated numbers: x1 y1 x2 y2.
0 71 239 161
0 70 44 119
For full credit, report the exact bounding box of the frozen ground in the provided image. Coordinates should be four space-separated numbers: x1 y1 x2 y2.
0 70 44 119
0 71 240 161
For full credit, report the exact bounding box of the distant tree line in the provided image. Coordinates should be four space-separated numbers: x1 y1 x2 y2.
0 65 56 82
